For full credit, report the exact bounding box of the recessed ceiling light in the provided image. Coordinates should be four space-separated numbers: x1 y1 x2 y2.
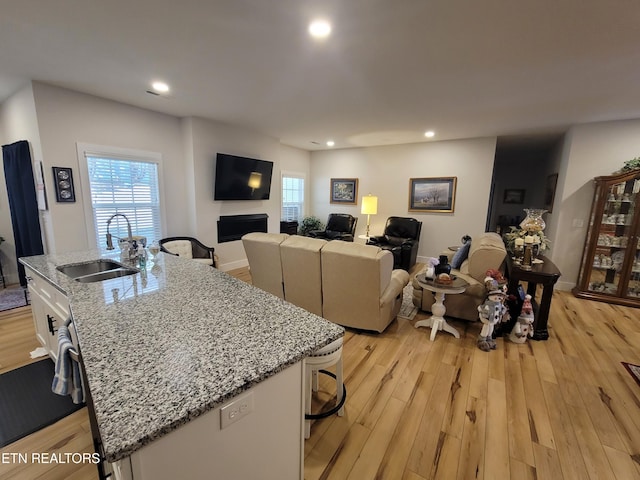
326 140 335 147
424 130 435 138
309 19 331 39
151 81 170 93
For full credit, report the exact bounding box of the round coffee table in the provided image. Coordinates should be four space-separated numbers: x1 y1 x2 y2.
414 273 468 341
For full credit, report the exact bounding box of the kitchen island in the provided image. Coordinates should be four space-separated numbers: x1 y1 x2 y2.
20 251 344 479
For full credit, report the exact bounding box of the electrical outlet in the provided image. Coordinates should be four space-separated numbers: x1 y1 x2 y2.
572 218 584 228
220 392 254 429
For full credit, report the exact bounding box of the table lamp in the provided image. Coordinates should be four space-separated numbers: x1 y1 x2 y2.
361 194 378 238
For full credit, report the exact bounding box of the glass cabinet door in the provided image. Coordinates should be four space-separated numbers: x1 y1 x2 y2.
627 181 640 299
588 179 637 296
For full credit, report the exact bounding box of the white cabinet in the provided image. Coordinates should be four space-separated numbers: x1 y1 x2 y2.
111 362 304 480
25 266 70 360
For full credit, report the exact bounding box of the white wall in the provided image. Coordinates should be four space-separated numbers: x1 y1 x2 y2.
0 83 45 284
8 81 640 287
31 82 187 253
1 83 311 272
310 137 498 260
186 116 310 270
278 143 313 217
550 118 640 290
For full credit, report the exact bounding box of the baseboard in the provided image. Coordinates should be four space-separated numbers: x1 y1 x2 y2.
554 280 575 292
218 258 249 272
415 255 430 266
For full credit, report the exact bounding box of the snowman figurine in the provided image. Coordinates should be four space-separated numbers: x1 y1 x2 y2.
477 279 509 351
509 294 534 343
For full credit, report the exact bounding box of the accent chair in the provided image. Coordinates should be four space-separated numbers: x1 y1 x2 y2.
308 213 358 242
159 236 217 268
367 216 422 271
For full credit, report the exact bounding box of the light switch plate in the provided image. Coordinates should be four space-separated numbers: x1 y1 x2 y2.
220 392 254 429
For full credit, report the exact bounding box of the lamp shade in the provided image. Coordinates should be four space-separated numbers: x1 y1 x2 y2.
361 195 378 215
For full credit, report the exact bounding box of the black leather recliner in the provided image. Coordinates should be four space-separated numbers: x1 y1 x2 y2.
309 213 358 242
367 217 422 270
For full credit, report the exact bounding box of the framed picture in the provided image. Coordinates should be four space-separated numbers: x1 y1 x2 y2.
52 167 76 203
330 178 358 205
409 177 457 213
544 173 558 213
503 188 525 204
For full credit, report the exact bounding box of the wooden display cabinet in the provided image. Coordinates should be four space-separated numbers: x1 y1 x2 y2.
573 169 640 306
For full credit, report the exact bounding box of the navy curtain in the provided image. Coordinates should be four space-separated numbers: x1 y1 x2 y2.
2 140 44 286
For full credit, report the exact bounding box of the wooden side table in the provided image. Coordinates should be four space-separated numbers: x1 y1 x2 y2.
505 255 561 340
414 273 468 341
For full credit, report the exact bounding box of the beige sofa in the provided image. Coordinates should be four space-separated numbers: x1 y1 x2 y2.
242 232 410 332
412 232 507 322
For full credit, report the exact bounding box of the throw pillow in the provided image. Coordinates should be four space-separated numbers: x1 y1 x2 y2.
451 241 471 269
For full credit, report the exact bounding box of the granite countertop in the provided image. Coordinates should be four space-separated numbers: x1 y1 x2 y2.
20 251 344 463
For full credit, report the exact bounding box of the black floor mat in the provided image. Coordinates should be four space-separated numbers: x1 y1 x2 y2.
0 359 85 447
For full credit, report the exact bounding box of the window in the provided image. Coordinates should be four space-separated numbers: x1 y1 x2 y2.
282 173 305 222
77 144 163 252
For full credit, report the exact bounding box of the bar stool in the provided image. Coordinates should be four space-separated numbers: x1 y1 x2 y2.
304 337 346 439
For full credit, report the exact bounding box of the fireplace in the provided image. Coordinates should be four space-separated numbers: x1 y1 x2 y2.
217 214 268 243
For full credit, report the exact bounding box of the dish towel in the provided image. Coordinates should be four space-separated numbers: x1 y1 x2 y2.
52 325 84 404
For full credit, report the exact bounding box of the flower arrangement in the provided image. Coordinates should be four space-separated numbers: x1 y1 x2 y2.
503 226 550 254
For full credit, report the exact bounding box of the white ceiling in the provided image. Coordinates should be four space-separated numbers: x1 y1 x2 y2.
1 1 639 150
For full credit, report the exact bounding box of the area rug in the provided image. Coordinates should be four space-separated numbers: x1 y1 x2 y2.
0 285 28 312
622 362 640 388
398 284 418 320
0 359 85 447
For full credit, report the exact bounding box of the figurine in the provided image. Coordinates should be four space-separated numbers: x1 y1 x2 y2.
485 269 506 286
509 294 534 343
477 282 509 352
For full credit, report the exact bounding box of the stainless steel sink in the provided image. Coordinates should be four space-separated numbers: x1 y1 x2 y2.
57 259 138 283
74 268 138 283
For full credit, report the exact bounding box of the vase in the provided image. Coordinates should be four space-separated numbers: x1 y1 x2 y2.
435 255 451 276
520 209 547 233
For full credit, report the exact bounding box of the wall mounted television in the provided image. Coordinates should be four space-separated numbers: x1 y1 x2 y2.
214 153 274 201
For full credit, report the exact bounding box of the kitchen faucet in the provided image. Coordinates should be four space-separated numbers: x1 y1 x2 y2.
106 213 134 256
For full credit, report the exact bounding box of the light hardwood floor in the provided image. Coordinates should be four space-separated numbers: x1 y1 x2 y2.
1 267 640 480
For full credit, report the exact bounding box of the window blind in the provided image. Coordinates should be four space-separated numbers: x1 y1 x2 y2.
86 155 162 252
282 175 304 222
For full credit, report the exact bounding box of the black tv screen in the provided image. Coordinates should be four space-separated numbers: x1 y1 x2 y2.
214 153 274 201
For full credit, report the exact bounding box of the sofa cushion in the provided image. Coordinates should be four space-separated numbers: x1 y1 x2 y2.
281 235 327 316
241 232 289 298
466 232 507 282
